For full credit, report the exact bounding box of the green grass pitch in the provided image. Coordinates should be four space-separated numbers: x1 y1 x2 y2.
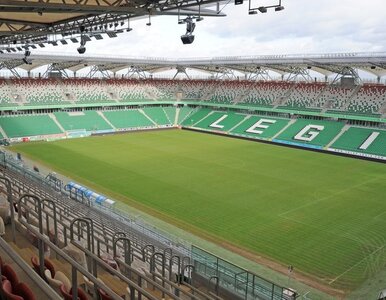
10 129 386 292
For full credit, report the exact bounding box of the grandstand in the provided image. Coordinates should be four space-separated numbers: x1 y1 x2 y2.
0 52 385 300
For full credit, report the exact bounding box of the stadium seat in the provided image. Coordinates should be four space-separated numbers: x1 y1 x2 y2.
60 284 88 300
2 264 19 288
2 280 23 300
98 287 114 300
13 282 36 300
30 256 55 279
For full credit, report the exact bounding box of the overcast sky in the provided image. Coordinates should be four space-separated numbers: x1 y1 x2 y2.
34 0 386 59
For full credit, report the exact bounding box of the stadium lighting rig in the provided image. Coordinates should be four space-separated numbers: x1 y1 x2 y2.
22 49 32 65
180 17 196 44
0 1 284 52
248 0 284 15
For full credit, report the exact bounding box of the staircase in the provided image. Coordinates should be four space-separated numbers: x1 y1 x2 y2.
97 111 116 130
0 126 8 139
271 119 297 140
55 78 74 103
174 107 180 125
273 84 296 108
49 113 66 132
139 109 157 125
228 115 250 132
341 85 362 111
378 99 386 117
326 124 350 149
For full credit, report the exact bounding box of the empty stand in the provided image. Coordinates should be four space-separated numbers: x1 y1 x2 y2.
142 107 172 126
102 109 156 129
281 83 326 111
0 115 63 138
275 118 346 148
54 111 113 132
330 126 386 157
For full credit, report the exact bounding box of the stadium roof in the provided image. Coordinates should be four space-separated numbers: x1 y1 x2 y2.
0 52 386 81
0 0 231 48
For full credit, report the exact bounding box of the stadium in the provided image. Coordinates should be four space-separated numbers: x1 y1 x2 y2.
0 1 385 300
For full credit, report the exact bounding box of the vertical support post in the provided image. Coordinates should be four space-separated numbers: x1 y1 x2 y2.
72 266 78 300
0 177 15 242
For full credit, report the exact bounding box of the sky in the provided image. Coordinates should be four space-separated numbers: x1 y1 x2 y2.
33 0 386 59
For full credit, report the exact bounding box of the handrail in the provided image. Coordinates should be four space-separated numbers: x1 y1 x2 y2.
71 240 177 300
118 257 215 300
18 218 135 300
0 176 15 241
0 237 62 300
18 194 45 278
42 199 58 249
113 236 132 266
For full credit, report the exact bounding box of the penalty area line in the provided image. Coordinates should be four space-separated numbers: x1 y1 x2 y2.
329 244 386 285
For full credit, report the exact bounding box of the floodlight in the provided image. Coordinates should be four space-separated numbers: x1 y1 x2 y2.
181 34 194 44
258 6 267 13
77 45 86 54
235 0 243 4
248 10 257 15
275 5 284 11
106 32 117 38
93 34 103 40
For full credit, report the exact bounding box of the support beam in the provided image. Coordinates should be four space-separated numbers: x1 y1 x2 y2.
173 66 190 79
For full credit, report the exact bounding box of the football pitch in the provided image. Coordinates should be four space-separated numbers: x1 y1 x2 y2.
10 129 386 293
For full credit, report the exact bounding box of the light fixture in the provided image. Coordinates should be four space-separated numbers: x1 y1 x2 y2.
77 45 86 54
275 6 284 11
23 50 32 64
181 17 196 44
146 14 151 26
248 10 257 15
77 36 87 54
258 6 267 13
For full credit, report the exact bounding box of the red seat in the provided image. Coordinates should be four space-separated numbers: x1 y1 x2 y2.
2 264 19 288
2 280 23 300
14 282 36 300
99 288 114 300
60 284 88 300
30 256 55 278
